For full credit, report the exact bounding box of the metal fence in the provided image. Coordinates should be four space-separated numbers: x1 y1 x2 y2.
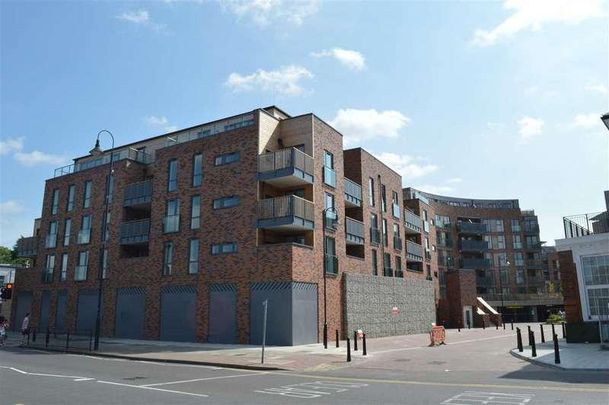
563 211 609 238
23 328 96 352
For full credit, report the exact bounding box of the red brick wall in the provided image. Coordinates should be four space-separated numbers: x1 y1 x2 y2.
558 250 582 323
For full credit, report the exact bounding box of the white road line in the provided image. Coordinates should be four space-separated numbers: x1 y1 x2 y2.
133 359 223 370
140 372 268 387
97 380 209 398
0 366 91 380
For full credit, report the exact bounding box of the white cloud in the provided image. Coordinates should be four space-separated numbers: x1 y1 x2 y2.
144 115 178 133
0 137 24 155
572 113 601 129
14 151 67 167
446 177 463 184
221 0 320 27
0 200 24 216
373 152 438 182
414 185 454 195
585 84 608 95
472 0 606 47
517 116 544 142
116 10 150 24
311 48 366 71
329 108 410 146
0 200 34 247
225 65 313 96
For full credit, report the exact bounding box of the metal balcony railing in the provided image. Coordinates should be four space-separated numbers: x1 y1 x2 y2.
404 210 423 233
563 211 609 238
459 239 489 252
344 178 362 207
257 195 314 228
120 219 151 244
54 147 153 178
457 222 487 234
460 258 492 269
124 179 152 207
406 240 423 260
17 236 38 257
345 217 365 244
258 147 314 179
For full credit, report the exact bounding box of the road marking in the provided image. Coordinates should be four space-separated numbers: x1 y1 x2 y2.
442 391 534 404
133 359 223 370
141 372 268 387
372 334 515 355
269 372 609 394
97 380 209 398
0 366 91 381
256 381 368 399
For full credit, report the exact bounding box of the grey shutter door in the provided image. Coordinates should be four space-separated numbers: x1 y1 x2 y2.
115 288 146 339
160 285 196 342
208 284 237 343
76 289 99 334
39 291 51 331
14 291 32 332
55 290 67 332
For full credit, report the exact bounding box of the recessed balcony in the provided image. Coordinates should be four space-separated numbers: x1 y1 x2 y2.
124 179 152 208
405 210 423 234
120 219 150 245
457 222 486 235
258 148 314 187
459 239 489 252
257 195 314 231
344 178 362 208
345 217 364 245
17 236 38 257
460 258 492 269
406 240 423 262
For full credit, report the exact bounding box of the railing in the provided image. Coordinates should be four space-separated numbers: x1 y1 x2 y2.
124 179 152 206
54 148 153 178
77 229 91 244
324 254 338 275
258 195 314 222
163 215 180 233
45 234 57 248
404 209 423 232
526 259 543 269
17 236 38 257
563 211 609 238
482 293 563 302
370 227 381 244
164 114 254 147
393 235 403 250
459 239 488 251
392 203 401 219
258 147 314 176
120 219 150 244
323 166 336 187
344 178 362 206
346 217 365 241
460 258 492 269
406 240 423 259
457 222 487 234
523 224 540 233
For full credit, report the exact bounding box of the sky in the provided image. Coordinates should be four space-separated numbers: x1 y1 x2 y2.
1 0 608 248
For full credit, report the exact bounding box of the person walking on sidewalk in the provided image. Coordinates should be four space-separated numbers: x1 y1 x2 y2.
20 313 30 345
0 316 8 346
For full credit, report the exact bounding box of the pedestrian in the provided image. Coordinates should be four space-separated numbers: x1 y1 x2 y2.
21 312 30 345
0 316 8 346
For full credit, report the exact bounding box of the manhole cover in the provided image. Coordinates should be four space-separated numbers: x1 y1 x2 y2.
123 376 148 381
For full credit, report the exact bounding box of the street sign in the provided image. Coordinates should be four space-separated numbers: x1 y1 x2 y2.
392 306 399 315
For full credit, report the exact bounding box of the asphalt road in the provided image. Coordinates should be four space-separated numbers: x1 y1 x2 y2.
1 335 607 405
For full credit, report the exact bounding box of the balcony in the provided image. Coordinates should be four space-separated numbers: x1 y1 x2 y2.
257 195 314 231
392 203 401 219
163 215 180 233
457 222 486 235
324 254 338 275
77 229 91 244
393 235 403 250
45 234 57 249
120 219 150 245
370 227 381 244
459 239 489 252
54 147 153 178
257 148 314 187
526 259 543 269
124 179 152 207
523 224 540 234
17 236 38 257
344 178 362 208
323 166 336 188
460 258 492 269
404 210 422 234
345 217 365 245
406 240 423 262
482 292 563 306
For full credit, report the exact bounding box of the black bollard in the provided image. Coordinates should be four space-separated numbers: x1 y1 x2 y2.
336 329 339 348
540 324 545 343
527 325 531 346
496 323 498 330
511 320 514 330
363 333 367 356
89 330 93 352
45 328 50 348
553 333 560 364
353 331 358 351
458 327 461 332
561 322 566 339
531 331 537 357
65 330 70 352
516 327 523 352
503 321 505 330
551 323 556 337
482 322 485 330
347 338 351 362
32 328 37 342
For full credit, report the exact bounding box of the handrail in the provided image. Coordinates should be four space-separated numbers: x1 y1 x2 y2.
258 147 314 174
258 195 314 221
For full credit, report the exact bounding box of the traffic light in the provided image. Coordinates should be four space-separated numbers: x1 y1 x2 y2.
1 283 13 300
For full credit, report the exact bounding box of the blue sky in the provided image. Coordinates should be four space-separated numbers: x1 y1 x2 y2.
1 0 607 247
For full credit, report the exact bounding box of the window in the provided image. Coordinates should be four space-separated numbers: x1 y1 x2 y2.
75 251 88 281
371 249 378 275
494 252 507 267
167 159 178 192
511 219 521 232
396 256 403 277
105 174 114 204
525 235 539 248
102 212 111 242
83 181 92 208
368 178 375 206
214 152 240 166
211 242 237 255
516 268 525 284
513 235 522 249
435 215 451 228
393 223 401 250
191 196 201 229
370 213 379 244
164 199 180 233
582 255 609 286
492 235 505 249
44 254 55 282
78 215 91 244
51 189 60 215
514 252 524 266
188 239 199 274
192 154 203 187
382 219 388 246
380 184 387 212
64 219 72 246
324 236 337 274
213 196 240 209
495 219 504 232
383 253 392 276
60 253 68 281
67 185 75 212
391 191 400 218
163 241 174 275
46 221 58 248
323 150 336 187
324 192 336 228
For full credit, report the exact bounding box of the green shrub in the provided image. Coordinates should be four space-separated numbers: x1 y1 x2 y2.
546 313 565 324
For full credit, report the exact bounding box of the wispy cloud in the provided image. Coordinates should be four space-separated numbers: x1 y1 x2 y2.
471 0 605 47
517 116 544 143
0 200 35 247
373 152 438 182
0 200 24 216
572 113 601 130
225 65 313 96
329 108 410 146
311 48 366 71
446 177 463 184
116 9 166 31
144 115 178 133
0 137 24 155
220 0 320 27
585 83 608 95
14 151 67 167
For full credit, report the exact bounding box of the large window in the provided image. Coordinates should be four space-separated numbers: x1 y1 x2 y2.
214 152 240 166
78 215 91 244
324 192 336 228
525 235 539 248
511 219 521 232
382 219 388 246
514 252 524 266
191 196 201 229
211 242 237 255
75 251 88 281
323 150 336 187
192 153 203 187
368 177 375 206
60 253 68 281
167 159 178 192
383 253 392 276
46 221 58 248
513 235 522 249
213 196 240 209
51 189 60 215
324 236 337 274
380 184 387 212
44 254 55 282
371 249 378 275
435 215 451 228
188 239 199 274
483 219 504 233
67 185 75 212
164 199 180 233
64 218 72 246
582 255 609 285
163 241 174 275
83 181 92 208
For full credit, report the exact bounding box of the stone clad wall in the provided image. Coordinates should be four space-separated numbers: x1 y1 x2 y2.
343 273 435 337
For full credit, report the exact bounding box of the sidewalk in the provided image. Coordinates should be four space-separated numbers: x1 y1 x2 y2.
511 340 609 371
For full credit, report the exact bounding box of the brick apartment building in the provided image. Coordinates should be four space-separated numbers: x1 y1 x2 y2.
404 188 563 327
13 106 436 345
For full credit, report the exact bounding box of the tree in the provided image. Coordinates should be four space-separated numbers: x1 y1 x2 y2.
0 245 29 266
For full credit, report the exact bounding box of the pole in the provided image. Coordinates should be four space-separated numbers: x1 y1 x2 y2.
530 331 537 357
527 325 531 346
353 330 358 351
362 333 367 356
516 327 523 352
498 261 505 326
94 130 114 351
346 338 351 362
553 333 560 364
540 324 545 343
336 329 339 348
261 299 268 364
561 322 566 339
321 207 335 350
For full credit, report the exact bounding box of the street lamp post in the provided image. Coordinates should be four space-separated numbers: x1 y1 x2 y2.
322 206 338 349
90 130 115 351
498 259 509 325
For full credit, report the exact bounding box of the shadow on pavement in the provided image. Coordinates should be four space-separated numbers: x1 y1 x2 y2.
499 363 609 385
